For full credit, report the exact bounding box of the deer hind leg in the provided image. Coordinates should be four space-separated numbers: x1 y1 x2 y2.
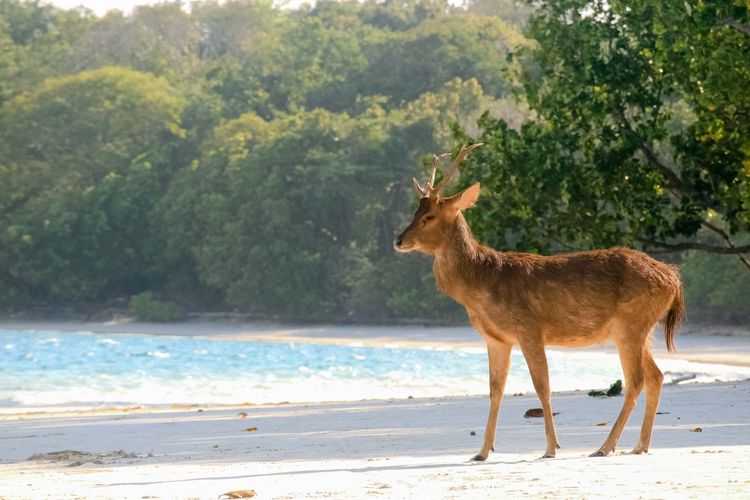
519 340 560 458
591 334 645 457
631 345 664 454
472 340 512 461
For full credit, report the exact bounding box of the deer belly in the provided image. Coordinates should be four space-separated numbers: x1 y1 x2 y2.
543 319 615 347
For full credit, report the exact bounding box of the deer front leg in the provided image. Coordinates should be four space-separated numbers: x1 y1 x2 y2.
519 340 560 458
471 340 512 461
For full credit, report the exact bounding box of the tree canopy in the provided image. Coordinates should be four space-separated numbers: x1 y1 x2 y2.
0 0 527 319
457 0 750 272
0 0 746 320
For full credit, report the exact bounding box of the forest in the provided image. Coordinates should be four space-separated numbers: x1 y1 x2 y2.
0 0 748 322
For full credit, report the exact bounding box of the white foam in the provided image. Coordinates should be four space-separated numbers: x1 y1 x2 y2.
96 338 120 346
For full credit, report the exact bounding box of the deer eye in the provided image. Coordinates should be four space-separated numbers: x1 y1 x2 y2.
422 214 435 224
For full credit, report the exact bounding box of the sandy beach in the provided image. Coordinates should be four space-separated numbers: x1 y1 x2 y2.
1 321 749 499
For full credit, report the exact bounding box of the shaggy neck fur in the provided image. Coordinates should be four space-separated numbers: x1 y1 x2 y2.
433 213 502 299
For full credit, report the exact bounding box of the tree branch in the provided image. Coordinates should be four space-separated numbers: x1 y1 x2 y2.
613 108 728 216
700 220 750 271
639 238 750 255
718 17 750 37
612 108 693 198
640 227 750 271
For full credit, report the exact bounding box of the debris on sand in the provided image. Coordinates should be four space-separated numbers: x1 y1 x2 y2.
219 490 256 498
670 374 697 385
588 380 622 397
523 408 560 418
28 450 138 467
691 427 703 433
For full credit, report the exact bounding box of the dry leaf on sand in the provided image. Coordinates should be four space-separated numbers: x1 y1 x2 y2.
219 490 256 499
523 408 560 418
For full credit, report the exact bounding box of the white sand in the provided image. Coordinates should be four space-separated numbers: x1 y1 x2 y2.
1 321 749 498
1 382 749 499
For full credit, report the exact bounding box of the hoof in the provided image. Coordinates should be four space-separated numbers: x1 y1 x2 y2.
629 447 648 455
590 449 610 457
540 453 555 459
470 454 487 462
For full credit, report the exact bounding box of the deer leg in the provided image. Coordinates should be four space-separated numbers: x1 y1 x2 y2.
591 338 645 457
631 346 663 454
519 341 559 458
471 340 512 461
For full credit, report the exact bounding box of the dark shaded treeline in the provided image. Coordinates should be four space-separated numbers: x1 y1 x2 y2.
0 0 531 320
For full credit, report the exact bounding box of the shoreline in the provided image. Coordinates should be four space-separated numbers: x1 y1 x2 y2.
2 319 750 368
2 322 749 498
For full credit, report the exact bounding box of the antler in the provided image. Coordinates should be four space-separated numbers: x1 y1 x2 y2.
432 143 483 195
413 152 449 197
413 143 482 198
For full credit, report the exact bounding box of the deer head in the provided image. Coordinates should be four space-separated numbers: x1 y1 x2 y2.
394 144 482 254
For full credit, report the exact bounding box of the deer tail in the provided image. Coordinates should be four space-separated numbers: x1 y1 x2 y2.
664 274 685 353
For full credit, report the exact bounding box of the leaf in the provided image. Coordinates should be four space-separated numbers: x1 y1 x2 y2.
523 408 560 418
219 490 256 499
524 408 544 418
245 427 258 432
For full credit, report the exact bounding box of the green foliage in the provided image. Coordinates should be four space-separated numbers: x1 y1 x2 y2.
458 0 750 257
682 231 750 309
0 66 186 302
3 0 742 321
69 4 202 77
361 13 527 105
0 0 528 319
0 0 94 102
159 106 459 318
588 380 623 398
129 292 183 322
1 66 185 175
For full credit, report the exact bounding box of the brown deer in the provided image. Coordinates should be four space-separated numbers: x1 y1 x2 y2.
394 144 684 460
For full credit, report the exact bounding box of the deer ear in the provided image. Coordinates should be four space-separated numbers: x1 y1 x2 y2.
447 182 480 210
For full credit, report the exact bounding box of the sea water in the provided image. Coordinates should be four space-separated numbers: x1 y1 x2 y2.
1 330 749 407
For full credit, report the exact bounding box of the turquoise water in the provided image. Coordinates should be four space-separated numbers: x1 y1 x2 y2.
2 330 749 407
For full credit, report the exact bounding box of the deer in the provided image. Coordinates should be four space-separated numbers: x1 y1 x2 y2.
394 144 684 461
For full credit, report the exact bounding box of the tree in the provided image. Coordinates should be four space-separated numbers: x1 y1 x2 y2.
0 0 532 319
457 0 750 269
0 0 94 103
192 0 280 59
0 66 186 303
69 3 201 77
362 13 526 104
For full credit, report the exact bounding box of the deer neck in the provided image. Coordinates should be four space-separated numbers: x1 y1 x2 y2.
432 214 482 300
